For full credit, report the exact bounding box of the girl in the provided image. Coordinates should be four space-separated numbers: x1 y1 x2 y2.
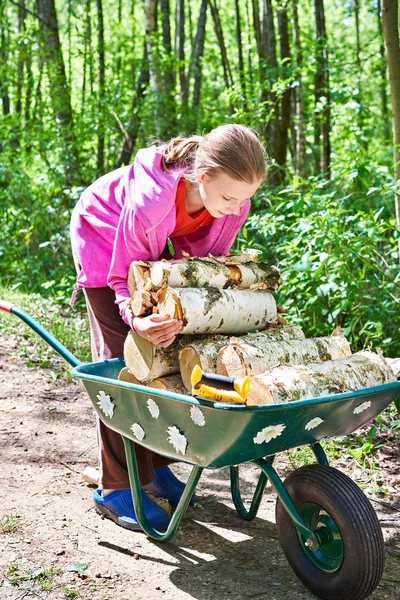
70 124 268 531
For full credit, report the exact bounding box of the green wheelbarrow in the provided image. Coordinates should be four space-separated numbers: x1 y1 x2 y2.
2 299 400 600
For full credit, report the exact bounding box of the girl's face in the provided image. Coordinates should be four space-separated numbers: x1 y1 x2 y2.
197 171 262 218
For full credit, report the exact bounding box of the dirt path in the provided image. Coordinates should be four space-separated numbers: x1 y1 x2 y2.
1 344 399 600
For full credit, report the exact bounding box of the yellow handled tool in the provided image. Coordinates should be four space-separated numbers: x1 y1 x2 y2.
191 365 250 403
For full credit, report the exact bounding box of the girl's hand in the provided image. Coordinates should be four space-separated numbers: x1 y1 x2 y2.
268 306 287 328
133 313 183 348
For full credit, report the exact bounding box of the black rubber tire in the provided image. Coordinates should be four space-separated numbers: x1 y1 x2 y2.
275 464 384 600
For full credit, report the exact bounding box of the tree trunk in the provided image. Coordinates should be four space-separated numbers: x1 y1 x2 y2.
96 0 105 173
208 0 233 90
176 0 187 105
160 0 176 131
0 0 10 115
191 0 207 113
235 0 246 101
292 0 306 178
16 1 27 116
260 0 281 183
381 0 400 254
35 0 80 182
157 287 277 335
276 1 291 174
314 0 330 177
246 351 395 405
354 0 365 144
115 42 149 168
376 0 389 140
246 0 254 95
217 332 351 378
252 0 261 57
144 0 163 135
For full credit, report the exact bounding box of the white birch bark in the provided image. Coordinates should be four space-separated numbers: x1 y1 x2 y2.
218 333 351 378
246 351 396 405
157 287 277 335
179 324 304 390
150 258 280 290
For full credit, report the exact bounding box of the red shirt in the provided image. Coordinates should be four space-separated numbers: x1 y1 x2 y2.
170 179 214 237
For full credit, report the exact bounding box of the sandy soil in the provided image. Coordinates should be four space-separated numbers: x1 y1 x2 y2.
1 343 399 600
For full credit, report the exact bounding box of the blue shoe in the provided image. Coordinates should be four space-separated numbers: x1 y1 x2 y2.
152 467 196 508
93 488 170 531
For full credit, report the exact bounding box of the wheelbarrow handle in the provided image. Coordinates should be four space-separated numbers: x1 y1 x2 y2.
0 299 14 313
0 300 82 368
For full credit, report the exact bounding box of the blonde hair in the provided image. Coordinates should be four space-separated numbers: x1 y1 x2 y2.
160 124 268 184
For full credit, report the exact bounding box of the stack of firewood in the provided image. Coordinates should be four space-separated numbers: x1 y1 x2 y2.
122 254 396 404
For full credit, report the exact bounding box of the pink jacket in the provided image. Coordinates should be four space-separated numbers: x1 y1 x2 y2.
70 144 250 329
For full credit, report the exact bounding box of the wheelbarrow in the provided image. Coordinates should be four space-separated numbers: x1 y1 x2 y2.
2 298 400 600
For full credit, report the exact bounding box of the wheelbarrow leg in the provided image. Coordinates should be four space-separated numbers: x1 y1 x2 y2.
122 436 203 542
310 442 329 466
230 455 275 521
251 458 319 548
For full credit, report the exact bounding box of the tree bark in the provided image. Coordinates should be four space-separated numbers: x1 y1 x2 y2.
314 0 330 177
0 0 10 115
217 332 351 378
149 258 280 290
96 0 105 173
157 287 277 335
179 324 304 391
246 351 395 405
381 0 400 254
292 0 306 178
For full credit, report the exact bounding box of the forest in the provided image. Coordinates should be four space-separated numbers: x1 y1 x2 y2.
0 0 399 355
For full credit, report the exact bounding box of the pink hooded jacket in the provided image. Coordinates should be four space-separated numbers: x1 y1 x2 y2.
70 144 250 329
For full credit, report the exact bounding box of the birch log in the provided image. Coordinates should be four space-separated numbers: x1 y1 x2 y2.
179 324 304 391
119 367 185 393
179 336 230 391
156 287 277 335
246 351 396 405
150 258 280 290
130 290 156 316
217 333 351 378
124 331 198 382
128 261 152 295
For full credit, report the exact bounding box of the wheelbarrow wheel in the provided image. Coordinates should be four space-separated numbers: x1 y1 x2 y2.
275 464 384 600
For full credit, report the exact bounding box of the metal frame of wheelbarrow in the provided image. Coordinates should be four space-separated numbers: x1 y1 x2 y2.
2 299 399 552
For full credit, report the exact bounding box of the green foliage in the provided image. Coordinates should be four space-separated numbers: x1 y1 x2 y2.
236 163 400 355
0 286 91 371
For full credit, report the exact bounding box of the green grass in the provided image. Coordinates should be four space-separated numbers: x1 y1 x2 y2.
0 285 91 376
0 514 20 533
6 564 60 590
